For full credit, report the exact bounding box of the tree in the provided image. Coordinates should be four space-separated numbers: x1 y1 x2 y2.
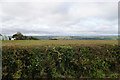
49 38 58 40
12 32 23 38
12 32 39 40
30 37 39 40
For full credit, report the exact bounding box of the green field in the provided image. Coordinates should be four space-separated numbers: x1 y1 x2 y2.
2 40 120 79
2 40 118 47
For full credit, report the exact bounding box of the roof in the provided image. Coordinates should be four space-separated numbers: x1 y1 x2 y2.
0 34 9 40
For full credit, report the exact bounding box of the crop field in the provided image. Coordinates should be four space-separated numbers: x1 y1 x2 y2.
2 40 118 47
2 40 120 79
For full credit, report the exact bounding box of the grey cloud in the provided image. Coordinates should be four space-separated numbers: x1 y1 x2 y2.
0 1 118 36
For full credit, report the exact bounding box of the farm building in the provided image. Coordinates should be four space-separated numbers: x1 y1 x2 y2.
0 34 9 40
11 38 16 40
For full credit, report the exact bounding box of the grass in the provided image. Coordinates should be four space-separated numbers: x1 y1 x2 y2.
2 40 118 47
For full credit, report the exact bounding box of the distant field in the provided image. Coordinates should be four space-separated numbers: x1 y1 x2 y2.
33 36 118 40
2 40 118 47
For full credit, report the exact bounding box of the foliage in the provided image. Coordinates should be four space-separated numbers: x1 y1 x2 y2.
30 37 39 40
12 32 24 38
2 44 120 79
49 38 58 40
12 32 39 40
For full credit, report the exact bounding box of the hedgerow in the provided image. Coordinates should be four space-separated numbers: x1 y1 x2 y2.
2 45 120 79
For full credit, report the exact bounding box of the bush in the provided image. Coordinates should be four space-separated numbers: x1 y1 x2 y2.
2 45 120 79
49 38 58 40
30 37 39 40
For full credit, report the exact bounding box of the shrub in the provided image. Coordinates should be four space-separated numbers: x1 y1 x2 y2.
2 45 120 79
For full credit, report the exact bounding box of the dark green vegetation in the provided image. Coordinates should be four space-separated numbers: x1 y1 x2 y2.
49 38 58 40
11 32 39 40
2 40 120 79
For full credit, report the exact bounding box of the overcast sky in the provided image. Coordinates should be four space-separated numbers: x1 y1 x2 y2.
0 0 119 36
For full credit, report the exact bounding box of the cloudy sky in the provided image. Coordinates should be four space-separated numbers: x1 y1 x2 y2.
0 0 119 36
